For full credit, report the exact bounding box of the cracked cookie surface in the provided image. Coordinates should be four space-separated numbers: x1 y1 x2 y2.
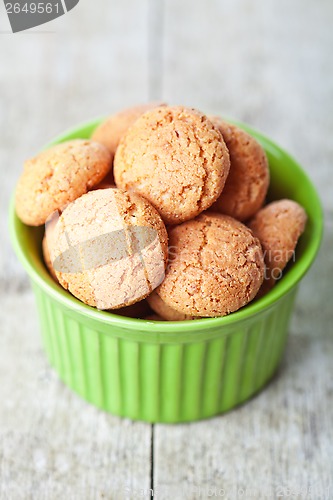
114 106 230 225
156 213 265 317
49 188 168 310
210 118 269 221
15 140 112 226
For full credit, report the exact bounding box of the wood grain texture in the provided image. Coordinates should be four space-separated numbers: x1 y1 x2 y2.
1 0 333 498
0 292 152 499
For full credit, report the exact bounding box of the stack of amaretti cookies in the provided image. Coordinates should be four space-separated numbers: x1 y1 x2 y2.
15 104 307 320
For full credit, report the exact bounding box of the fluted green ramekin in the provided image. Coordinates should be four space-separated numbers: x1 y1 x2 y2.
9 119 323 423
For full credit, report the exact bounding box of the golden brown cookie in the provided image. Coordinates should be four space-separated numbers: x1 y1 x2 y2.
156 213 264 317
48 188 168 310
144 314 165 321
42 236 58 282
147 291 197 321
91 102 166 158
248 199 307 288
114 106 230 225
15 140 112 226
209 117 269 221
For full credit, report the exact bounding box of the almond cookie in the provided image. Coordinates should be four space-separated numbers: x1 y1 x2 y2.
48 188 168 310
42 212 59 281
15 140 112 226
209 117 269 221
248 199 307 288
156 213 265 317
147 291 197 321
114 106 230 225
91 102 166 159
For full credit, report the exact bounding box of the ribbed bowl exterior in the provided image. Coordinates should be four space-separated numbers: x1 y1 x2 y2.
32 282 297 423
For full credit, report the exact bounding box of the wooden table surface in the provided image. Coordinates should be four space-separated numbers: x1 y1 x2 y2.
1 1 332 498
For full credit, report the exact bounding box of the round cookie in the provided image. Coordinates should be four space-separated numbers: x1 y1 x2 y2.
248 199 307 286
209 117 269 221
114 106 230 225
15 140 112 226
156 213 265 317
147 291 197 321
48 188 168 310
91 102 166 159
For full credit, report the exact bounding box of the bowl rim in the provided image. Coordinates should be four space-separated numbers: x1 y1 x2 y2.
9 117 324 335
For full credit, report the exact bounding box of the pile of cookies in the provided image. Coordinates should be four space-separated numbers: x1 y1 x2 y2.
15 104 307 320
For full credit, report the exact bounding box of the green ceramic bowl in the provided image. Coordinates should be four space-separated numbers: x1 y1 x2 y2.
9 119 323 423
